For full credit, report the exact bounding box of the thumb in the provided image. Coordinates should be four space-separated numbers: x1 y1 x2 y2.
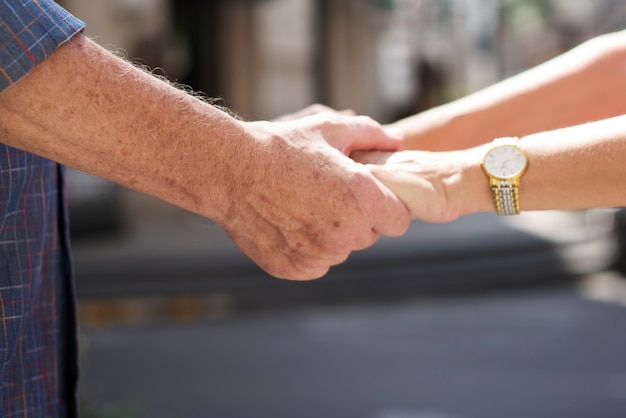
367 170 412 236
367 164 427 221
332 116 403 155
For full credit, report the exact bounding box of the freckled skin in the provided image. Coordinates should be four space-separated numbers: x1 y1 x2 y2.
0 34 410 280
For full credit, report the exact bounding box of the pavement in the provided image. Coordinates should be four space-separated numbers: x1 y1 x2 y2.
73 191 626 417
71 189 620 326
78 273 626 418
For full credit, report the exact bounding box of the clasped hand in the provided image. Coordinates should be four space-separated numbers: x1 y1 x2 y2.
352 148 482 223
225 106 483 281
221 110 412 281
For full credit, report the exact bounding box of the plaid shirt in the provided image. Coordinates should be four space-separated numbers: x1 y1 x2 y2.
0 1 85 417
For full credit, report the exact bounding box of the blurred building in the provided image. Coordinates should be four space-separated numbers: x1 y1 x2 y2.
58 0 626 121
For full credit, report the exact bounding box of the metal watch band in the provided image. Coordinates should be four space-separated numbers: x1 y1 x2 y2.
491 179 520 216
492 137 519 147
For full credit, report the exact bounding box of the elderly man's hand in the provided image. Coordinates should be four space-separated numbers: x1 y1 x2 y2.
221 113 411 280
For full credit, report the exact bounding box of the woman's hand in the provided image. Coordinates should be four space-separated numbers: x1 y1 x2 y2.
352 149 487 223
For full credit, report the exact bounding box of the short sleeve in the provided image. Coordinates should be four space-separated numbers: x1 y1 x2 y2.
0 0 85 93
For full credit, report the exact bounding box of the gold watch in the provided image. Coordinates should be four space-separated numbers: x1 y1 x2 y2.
481 137 528 216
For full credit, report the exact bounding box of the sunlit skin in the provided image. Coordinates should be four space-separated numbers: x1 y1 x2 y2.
0 34 410 280
354 30 626 222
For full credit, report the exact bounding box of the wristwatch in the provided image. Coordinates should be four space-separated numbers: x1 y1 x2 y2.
481 137 528 216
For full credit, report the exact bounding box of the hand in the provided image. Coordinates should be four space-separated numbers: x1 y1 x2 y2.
0 34 405 282
352 149 482 223
272 103 356 122
221 113 411 280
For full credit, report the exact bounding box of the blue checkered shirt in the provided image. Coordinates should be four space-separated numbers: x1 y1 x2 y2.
0 1 85 417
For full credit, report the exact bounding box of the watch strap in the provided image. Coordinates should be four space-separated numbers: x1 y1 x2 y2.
491 178 521 216
492 137 519 147
486 136 524 216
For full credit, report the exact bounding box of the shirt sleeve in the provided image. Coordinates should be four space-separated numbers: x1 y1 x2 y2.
0 0 85 93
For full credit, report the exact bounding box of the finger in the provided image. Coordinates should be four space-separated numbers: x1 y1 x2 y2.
249 243 333 281
279 240 351 281
272 104 336 122
367 174 411 237
353 228 380 251
285 227 377 275
351 150 394 164
332 115 404 155
288 263 332 281
286 253 339 281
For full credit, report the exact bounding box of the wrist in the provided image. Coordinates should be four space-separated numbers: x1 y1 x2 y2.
449 145 496 217
204 119 270 227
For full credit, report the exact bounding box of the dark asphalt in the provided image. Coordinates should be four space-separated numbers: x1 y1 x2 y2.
79 275 626 418
72 195 626 417
71 195 618 306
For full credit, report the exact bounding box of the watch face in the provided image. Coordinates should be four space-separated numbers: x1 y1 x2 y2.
483 145 527 179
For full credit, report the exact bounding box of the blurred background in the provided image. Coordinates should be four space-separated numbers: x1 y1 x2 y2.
56 0 626 417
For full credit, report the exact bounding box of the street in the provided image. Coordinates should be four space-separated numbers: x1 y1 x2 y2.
72 192 626 417
71 191 618 302
79 273 626 418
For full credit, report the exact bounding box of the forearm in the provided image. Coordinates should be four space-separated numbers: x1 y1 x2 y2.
356 115 626 221
446 116 626 215
0 34 241 224
447 116 626 216
515 116 626 211
394 30 626 151
0 33 410 279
